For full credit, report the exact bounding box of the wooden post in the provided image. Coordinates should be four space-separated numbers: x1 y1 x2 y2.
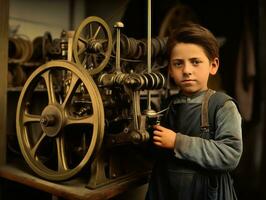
0 0 9 165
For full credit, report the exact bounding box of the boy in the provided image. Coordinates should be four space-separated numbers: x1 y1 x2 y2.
145 23 243 200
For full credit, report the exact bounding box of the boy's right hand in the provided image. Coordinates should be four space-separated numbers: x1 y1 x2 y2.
153 125 176 150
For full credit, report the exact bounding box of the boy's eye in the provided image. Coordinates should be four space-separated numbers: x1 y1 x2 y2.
191 60 202 65
172 61 183 67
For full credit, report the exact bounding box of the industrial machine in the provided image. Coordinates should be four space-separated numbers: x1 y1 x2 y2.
14 1 169 189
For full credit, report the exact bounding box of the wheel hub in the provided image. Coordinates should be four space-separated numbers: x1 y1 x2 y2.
40 104 64 137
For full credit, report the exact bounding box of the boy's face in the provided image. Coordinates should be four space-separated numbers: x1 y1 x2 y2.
169 42 219 95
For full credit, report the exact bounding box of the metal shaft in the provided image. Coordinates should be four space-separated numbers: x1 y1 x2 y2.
115 22 123 72
147 0 152 110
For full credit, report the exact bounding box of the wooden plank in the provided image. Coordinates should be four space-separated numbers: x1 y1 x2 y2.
0 161 149 200
0 0 9 165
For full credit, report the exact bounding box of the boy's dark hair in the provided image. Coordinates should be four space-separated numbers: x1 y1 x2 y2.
166 22 219 61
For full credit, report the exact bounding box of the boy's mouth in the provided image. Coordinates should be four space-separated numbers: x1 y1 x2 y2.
181 79 195 83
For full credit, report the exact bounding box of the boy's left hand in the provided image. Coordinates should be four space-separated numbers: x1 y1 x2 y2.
153 125 176 149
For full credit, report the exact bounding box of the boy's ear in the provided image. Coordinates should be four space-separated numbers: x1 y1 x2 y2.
210 58 219 75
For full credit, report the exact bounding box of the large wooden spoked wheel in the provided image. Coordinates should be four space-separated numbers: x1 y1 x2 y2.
72 16 112 75
16 60 104 181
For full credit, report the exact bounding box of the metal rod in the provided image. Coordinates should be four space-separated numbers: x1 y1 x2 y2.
116 28 121 71
115 22 123 72
147 0 152 110
147 0 151 73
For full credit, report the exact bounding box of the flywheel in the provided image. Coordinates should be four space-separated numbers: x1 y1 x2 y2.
16 60 105 181
72 16 112 75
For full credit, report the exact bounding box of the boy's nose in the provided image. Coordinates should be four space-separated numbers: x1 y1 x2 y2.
182 64 192 75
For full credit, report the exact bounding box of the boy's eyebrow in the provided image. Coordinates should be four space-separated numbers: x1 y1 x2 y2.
171 58 183 61
171 57 201 61
189 57 202 60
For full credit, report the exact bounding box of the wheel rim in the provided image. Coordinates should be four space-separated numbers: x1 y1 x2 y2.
16 60 104 181
72 16 112 75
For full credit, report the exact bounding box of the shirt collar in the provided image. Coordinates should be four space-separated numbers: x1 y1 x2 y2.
173 90 208 104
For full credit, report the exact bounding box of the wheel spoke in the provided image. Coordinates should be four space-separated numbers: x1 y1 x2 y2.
30 132 46 158
89 23 93 38
23 112 41 124
78 46 86 55
93 26 101 39
98 38 107 44
78 36 87 44
77 36 87 57
56 135 68 172
65 114 95 126
99 51 106 58
88 54 97 67
41 70 56 104
62 73 79 109
82 55 87 66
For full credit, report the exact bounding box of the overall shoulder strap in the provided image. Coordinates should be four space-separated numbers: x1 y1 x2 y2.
201 89 215 131
201 90 234 139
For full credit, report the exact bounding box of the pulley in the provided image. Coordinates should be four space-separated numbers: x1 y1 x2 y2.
16 60 105 181
72 16 112 75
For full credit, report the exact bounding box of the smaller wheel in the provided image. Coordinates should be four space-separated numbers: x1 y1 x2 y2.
72 16 112 75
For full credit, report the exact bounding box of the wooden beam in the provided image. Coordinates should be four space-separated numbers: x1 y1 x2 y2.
0 161 149 200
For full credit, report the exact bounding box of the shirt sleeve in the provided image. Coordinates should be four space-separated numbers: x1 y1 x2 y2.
173 100 243 171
